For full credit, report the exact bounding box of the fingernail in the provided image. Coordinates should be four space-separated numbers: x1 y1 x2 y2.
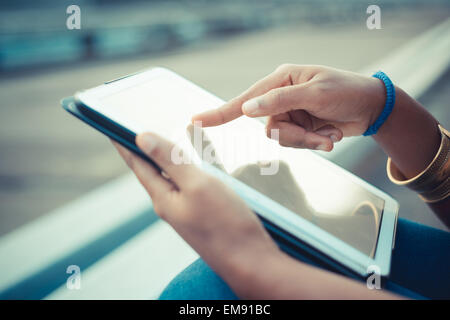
316 144 329 151
242 98 259 115
140 134 157 153
330 134 339 143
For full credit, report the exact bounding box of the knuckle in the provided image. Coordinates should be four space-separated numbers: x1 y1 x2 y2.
266 89 282 107
147 144 162 159
276 63 294 73
276 89 285 106
309 80 329 96
152 202 167 220
151 195 173 221
304 81 327 106
267 89 284 108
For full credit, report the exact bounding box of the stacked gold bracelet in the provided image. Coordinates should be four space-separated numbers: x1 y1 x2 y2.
386 124 450 203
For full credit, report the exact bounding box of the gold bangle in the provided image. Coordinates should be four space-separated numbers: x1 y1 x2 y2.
386 124 450 203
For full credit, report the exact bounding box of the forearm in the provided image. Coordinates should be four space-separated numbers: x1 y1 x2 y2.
373 86 440 179
230 251 403 300
372 86 450 223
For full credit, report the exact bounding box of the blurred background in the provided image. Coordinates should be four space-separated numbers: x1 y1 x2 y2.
0 0 449 254
0 0 450 234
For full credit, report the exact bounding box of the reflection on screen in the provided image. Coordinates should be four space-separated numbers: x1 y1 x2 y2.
96 70 384 257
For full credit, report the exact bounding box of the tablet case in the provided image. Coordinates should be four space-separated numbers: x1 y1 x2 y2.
62 96 363 281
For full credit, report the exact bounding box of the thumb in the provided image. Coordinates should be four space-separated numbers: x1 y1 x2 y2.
314 125 344 143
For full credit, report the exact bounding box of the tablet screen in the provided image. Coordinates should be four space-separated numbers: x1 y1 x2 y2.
82 69 385 258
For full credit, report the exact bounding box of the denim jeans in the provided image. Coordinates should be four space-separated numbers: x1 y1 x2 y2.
159 218 450 300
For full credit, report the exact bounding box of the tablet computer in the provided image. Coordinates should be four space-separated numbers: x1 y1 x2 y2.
62 67 398 280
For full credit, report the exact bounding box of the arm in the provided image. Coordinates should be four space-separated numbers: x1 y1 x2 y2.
193 64 448 225
373 87 449 225
113 133 402 299
237 250 402 300
373 87 440 179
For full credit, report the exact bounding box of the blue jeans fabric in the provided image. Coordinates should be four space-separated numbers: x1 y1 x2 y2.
159 218 450 300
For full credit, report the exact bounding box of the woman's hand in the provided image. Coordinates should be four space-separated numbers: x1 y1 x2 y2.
193 62 447 230
113 133 402 299
192 64 386 151
112 133 281 298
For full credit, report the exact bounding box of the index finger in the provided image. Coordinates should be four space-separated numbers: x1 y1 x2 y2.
191 67 293 127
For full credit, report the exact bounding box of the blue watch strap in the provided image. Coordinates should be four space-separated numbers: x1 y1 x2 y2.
363 71 396 136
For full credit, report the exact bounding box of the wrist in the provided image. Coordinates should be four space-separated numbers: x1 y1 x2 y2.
374 85 407 137
365 76 386 129
225 241 286 299
374 86 440 178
